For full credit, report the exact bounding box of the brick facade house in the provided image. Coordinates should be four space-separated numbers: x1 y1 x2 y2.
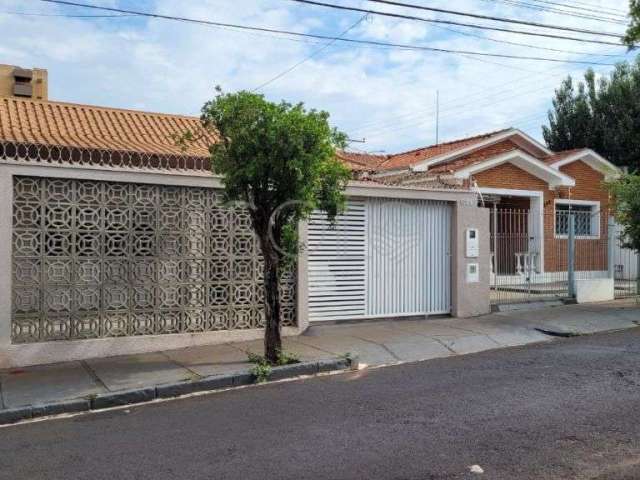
339 128 620 277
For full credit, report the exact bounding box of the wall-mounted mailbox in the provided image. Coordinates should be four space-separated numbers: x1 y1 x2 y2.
466 263 479 283
466 228 479 258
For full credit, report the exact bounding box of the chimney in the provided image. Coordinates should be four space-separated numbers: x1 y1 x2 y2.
0 65 48 100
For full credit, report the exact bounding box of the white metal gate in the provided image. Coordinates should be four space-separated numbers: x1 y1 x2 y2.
307 198 452 322
307 202 367 321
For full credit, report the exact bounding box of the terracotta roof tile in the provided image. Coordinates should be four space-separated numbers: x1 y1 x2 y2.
0 97 215 157
428 140 519 174
375 128 513 171
336 150 389 171
542 148 585 164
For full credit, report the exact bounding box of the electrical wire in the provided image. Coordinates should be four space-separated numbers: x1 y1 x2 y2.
39 0 625 48
476 0 627 25
36 0 621 64
348 47 621 137
300 0 625 37
528 0 628 16
252 14 368 91
1 10 134 17
431 23 624 56
286 0 626 46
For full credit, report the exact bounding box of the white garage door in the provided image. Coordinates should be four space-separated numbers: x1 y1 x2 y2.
307 198 451 321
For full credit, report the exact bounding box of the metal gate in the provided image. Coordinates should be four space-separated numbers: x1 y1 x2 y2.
611 221 640 298
490 207 610 305
307 198 452 321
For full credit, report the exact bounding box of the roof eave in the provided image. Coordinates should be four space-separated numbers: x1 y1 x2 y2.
549 149 621 180
412 128 552 173
451 150 576 187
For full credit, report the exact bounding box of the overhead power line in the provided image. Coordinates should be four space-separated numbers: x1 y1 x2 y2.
529 0 629 16
294 0 624 38
37 0 621 64
433 24 622 57
477 0 627 25
348 47 622 137
1 10 133 17
253 14 368 91
285 0 625 46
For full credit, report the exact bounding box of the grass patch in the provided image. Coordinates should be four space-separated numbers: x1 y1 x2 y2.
247 350 301 383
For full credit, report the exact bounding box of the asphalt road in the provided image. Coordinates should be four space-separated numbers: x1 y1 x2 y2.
2 329 640 480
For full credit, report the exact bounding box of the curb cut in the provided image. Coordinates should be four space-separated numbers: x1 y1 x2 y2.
0 357 357 426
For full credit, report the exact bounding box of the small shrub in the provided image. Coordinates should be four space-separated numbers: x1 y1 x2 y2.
246 350 299 382
277 350 300 366
250 361 272 383
247 351 264 364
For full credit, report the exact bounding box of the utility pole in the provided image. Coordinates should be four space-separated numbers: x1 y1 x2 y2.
435 90 440 145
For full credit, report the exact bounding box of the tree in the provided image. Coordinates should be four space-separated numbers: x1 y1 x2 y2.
198 89 350 363
542 57 640 170
624 0 640 47
542 75 594 152
607 174 640 252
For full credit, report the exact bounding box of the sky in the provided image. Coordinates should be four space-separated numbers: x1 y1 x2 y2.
0 0 633 153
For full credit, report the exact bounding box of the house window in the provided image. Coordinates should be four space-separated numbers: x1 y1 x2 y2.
555 202 599 237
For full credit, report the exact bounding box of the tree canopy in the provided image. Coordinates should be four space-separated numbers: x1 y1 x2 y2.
198 88 350 362
608 174 640 252
624 0 640 47
542 57 640 170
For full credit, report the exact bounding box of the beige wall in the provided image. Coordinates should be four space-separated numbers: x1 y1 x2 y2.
0 65 48 100
0 161 490 367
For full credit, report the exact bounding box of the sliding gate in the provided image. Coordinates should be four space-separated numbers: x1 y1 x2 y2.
307 198 452 321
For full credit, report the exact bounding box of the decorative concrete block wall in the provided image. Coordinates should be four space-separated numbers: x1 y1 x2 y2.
11 176 296 344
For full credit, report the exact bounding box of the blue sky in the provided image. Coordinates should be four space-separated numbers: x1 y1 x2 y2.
0 0 633 153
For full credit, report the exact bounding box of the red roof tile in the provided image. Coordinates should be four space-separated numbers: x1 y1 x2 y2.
375 128 512 171
0 97 215 157
336 150 389 171
542 148 585 164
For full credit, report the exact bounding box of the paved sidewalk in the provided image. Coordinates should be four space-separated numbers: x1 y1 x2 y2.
1 299 638 412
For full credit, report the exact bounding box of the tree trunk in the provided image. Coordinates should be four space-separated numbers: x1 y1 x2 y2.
262 250 282 364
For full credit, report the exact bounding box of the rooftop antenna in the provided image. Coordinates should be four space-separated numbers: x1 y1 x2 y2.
435 90 440 145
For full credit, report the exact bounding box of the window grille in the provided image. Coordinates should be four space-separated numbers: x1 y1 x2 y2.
555 204 594 236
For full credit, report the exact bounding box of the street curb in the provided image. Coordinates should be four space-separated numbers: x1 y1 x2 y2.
32 398 90 418
0 356 357 425
91 387 156 410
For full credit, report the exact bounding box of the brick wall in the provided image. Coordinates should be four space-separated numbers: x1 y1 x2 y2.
473 159 609 274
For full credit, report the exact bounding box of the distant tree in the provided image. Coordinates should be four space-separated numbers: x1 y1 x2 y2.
196 88 350 363
543 57 640 170
607 174 640 252
542 75 594 152
624 0 640 47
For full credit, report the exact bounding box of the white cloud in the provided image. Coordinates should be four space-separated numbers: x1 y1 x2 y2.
0 0 632 152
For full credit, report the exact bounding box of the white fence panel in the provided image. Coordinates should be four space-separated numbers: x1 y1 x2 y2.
307 202 367 321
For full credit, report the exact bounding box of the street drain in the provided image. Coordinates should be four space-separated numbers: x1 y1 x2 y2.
534 328 582 338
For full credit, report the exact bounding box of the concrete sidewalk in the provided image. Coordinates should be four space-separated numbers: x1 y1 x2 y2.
1 299 638 412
